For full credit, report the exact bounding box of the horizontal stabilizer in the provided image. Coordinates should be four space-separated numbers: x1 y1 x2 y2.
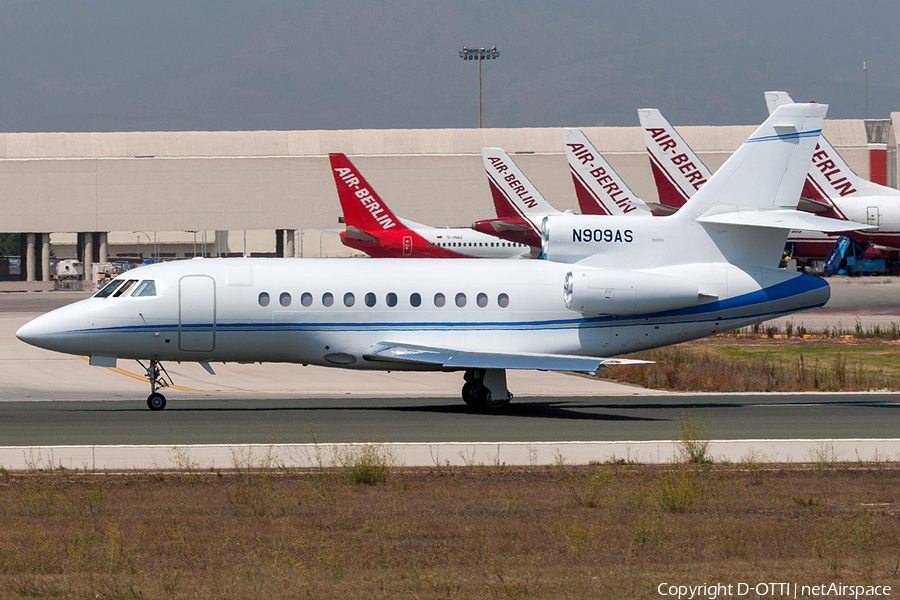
697 210 875 232
363 341 651 373
343 226 378 242
483 220 533 233
644 202 678 216
797 196 832 214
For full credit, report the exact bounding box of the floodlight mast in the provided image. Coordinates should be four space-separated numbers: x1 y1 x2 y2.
459 46 499 128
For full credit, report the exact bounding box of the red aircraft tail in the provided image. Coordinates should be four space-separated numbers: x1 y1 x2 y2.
329 153 403 232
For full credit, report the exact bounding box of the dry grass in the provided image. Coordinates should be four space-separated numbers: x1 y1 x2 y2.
1 463 900 599
597 336 900 392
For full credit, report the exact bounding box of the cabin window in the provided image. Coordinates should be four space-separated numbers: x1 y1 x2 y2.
94 280 124 298
132 280 157 297
301 292 313 307
477 292 488 308
322 292 334 307
258 292 270 307
343 292 355 307
113 280 137 297
386 292 398 307
498 293 509 308
434 293 446 307
455 293 466 307
365 292 376 307
280 292 292 307
410 292 421 307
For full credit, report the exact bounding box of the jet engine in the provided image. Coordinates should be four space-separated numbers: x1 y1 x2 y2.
564 268 699 315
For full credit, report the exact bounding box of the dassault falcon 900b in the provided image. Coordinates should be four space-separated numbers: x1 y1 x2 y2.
17 104 854 412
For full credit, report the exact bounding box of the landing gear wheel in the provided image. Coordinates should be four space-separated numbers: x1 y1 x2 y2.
483 392 511 411
461 382 491 409
147 392 167 411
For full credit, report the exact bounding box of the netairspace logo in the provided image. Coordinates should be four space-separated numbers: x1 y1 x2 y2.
657 582 892 599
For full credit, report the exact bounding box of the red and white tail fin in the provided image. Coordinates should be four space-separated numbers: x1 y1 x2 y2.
765 91 900 203
562 128 651 216
481 147 560 229
329 153 405 232
638 108 712 209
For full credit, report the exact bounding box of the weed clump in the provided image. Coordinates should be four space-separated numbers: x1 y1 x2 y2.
334 442 395 485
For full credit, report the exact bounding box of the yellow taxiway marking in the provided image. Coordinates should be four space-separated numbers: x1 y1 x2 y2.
77 356 211 393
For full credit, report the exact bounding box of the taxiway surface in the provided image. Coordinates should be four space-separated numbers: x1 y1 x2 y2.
1 277 899 467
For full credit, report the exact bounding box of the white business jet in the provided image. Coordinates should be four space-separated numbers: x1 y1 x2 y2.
17 103 857 412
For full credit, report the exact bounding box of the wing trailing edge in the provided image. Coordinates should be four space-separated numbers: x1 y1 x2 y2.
363 342 651 373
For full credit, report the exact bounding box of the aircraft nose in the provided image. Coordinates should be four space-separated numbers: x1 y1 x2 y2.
16 301 92 355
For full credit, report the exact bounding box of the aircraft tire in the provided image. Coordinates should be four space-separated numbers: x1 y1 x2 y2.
483 393 511 411
461 382 488 408
147 393 167 411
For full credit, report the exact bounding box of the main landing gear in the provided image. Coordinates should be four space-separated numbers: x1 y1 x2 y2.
462 368 511 411
138 359 173 411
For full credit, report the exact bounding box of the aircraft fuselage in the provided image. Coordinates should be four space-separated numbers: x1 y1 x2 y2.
17 257 829 370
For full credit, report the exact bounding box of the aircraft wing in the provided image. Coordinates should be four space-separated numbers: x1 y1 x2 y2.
363 341 651 373
697 210 876 232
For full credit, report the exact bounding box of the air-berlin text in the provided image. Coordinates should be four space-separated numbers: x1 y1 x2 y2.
646 128 708 191
568 143 638 214
487 156 539 209
812 144 857 197
334 167 396 230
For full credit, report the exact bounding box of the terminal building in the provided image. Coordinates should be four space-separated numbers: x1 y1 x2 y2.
1 114 898 285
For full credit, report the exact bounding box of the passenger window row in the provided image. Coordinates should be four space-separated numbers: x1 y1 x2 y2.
427 241 524 248
258 291 510 309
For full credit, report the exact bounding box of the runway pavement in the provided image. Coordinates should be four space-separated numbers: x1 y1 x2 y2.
2 277 900 467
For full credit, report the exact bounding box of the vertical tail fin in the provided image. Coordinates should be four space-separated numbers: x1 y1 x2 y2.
638 108 713 208
481 148 560 227
680 103 827 219
765 91 900 202
562 128 651 216
329 153 404 232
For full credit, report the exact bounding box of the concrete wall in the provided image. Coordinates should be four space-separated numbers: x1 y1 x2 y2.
0 120 884 235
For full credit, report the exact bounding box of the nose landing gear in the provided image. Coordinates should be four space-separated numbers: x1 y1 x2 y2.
138 359 173 411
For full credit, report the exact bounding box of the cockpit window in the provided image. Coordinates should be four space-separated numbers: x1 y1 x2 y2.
113 280 138 297
132 280 157 297
94 280 124 298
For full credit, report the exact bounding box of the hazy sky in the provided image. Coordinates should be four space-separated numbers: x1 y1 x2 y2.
0 0 897 132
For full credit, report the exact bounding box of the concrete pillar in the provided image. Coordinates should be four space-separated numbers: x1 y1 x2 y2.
215 230 228 257
285 229 296 258
25 233 35 282
98 232 108 264
83 233 93 284
275 229 285 258
41 233 50 283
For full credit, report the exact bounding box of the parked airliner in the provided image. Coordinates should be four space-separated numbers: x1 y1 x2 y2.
331 153 531 259
18 104 861 412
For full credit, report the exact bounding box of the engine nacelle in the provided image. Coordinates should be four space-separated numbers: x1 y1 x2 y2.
564 268 700 315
